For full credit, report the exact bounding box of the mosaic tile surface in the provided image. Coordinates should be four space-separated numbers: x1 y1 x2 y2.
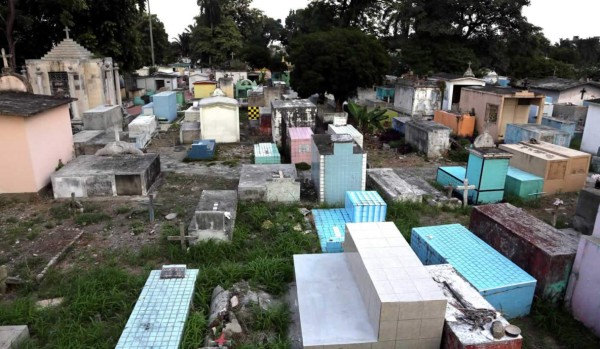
312 208 351 252
116 268 199 349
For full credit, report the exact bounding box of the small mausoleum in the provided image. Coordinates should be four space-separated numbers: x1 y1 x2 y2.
394 77 441 118
254 143 280 164
433 110 476 137
198 96 240 143
311 134 367 205
82 104 122 132
193 81 217 99
25 27 121 121
0 92 74 194
271 99 316 147
404 120 451 158
430 64 486 111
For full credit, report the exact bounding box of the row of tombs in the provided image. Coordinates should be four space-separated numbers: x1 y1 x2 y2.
110 187 600 349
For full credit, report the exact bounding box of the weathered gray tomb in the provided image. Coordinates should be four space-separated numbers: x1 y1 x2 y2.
82 104 123 131
188 190 238 242
367 168 426 203
404 119 451 158
51 154 161 198
238 164 300 202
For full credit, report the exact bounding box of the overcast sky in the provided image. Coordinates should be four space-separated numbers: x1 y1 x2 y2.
149 0 598 44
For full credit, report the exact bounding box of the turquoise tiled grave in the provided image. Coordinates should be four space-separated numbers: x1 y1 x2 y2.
411 224 536 319
115 266 199 349
312 208 351 253
345 191 387 223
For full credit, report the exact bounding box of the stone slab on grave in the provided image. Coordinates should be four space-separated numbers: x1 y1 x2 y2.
115 265 198 349
179 122 201 145
0 325 29 349
51 154 161 198
312 208 351 253
73 130 131 156
188 190 237 242
470 203 579 302
128 114 157 149
411 224 537 319
426 264 523 349
82 104 123 131
294 222 447 349
565 235 600 337
367 168 425 203
254 143 281 164
345 191 387 223
183 105 200 122
238 164 298 202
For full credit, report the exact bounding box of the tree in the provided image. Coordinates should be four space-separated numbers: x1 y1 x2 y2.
191 17 242 67
290 28 389 111
172 27 193 59
138 13 172 66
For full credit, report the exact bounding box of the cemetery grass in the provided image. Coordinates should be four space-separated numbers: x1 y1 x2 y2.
0 173 320 348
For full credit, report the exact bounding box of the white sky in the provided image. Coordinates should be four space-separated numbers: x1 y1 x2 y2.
150 0 598 44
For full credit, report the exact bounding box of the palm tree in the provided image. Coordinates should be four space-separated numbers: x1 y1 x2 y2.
347 101 388 135
172 27 193 58
198 0 222 34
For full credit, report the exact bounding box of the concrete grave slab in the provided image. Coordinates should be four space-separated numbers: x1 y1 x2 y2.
470 203 580 302
116 266 198 349
426 264 523 349
73 130 132 156
0 325 29 349
404 120 451 158
367 168 426 203
188 190 237 242
179 122 201 145
82 105 123 131
238 164 299 202
51 154 161 198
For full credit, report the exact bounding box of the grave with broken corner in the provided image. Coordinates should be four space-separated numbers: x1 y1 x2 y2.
188 190 237 242
115 265 198 349
411 224 536 318
426 264 523 349
294 222 447 349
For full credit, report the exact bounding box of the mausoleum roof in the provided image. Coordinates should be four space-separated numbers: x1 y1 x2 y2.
198 96 238 107
0 92 74 117
42 38 94 60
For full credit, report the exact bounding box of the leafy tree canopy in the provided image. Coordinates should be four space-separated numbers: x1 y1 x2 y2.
290 28 389 110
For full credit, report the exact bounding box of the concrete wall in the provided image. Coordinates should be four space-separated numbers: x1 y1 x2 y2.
553 103 588 125
558 86 600 105
394 85 415 116
581 103 600 154
26 58 114 120
199 104 240 143
565 235 600 337
405 121 451 158
443 79 486 110
499 98 532 138
82 105 122 131
0 106 73 194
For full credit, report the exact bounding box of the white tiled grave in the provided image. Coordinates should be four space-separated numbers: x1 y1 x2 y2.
294 222 447 349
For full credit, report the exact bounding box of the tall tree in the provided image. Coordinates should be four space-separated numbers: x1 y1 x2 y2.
138 13 172 66
290 28 389 110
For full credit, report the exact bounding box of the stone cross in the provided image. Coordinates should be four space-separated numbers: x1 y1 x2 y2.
456 179 475 207
64 27 71 39
167 222 195 251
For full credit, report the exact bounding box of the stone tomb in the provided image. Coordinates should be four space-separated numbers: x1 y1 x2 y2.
426 265 523 349
271 99 316 147
565 235 600 337
0 325 29 349
411 224 536 319
183 105 200 122
238 164 300 202
51 154 161 198
82 104 123 131
188 190 237 242
116 265 198 349
470 203 580 302
572 188 600 235
128 114 157 149
294 222 447 349
404 120 451 158
72 130 134 156
179 122 201 145
367 168 426 203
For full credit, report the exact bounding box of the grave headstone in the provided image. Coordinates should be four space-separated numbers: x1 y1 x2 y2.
82 105 123 131
188 190 237 242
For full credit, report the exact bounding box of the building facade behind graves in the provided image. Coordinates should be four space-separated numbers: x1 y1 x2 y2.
25 30 121 121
